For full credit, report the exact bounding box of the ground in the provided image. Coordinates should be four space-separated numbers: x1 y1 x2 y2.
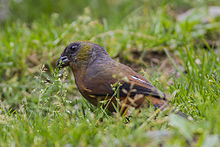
0 0 220 146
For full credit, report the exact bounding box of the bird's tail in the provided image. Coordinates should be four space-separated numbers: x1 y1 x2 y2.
144 97 189 119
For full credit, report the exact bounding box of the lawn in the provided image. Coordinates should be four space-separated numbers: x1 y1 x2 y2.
0 0 220 146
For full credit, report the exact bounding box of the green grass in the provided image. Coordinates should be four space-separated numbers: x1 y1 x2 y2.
0 0 220 146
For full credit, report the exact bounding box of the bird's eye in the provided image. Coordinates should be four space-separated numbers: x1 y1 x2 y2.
71 45 78 50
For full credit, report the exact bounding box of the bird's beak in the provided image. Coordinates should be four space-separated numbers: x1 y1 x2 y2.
56 56 70 68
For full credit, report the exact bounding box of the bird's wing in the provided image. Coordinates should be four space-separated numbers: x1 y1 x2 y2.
120 71 167 109
84 61 165 100
81 61 167 110
115 62 165 98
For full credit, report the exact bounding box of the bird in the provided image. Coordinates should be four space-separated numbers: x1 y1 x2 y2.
56 41 168 114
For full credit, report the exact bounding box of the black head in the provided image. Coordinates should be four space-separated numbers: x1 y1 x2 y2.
56 42 81 68
56 42 111 69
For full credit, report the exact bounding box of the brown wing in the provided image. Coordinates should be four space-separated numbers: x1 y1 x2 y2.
118 63 167 109
82 60 166 109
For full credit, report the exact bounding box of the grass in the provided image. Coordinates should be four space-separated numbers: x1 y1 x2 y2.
0 0 220 146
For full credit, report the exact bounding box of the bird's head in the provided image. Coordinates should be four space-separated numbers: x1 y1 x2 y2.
56 42 110 69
